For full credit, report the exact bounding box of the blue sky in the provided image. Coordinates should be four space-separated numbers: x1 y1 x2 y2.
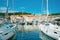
0 0 60 14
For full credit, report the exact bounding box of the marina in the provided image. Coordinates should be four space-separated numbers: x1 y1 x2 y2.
0 0 60 40
9 25 56 40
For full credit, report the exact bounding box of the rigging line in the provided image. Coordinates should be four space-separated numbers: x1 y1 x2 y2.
41 0 44 13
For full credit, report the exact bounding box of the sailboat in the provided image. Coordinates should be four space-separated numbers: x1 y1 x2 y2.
40 0 60 40
0 0 16 40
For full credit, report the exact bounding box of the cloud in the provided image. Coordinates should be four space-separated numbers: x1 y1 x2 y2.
0 10 19 13
20 7 25 9
0 7 6 13
8 10 19 13
0 7 6 11
0 7 10 10
0 7 19 13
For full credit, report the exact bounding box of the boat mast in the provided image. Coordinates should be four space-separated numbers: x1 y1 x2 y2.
5 0 8 21
12 0 15 15
46 0 49 22
41 0 43 13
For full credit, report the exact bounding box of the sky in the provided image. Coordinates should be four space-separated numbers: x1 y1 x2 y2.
0 0 60 14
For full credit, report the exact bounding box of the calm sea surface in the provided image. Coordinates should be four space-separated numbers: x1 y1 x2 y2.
9 25 56 40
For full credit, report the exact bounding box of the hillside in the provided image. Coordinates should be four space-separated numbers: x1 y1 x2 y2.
0 12 32 16
49 13 60 15
0 12 60 16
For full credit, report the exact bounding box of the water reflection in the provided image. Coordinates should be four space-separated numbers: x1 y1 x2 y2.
10 25 56 40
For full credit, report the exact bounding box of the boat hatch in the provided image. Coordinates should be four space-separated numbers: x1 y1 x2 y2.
9 25 13 28
45 23 49 26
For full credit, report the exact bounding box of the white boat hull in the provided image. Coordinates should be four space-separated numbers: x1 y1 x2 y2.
1 31 15 40
40 23 60 40
0 24 16 40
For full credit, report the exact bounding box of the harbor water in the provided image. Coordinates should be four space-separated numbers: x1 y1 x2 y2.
9 25 56 40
